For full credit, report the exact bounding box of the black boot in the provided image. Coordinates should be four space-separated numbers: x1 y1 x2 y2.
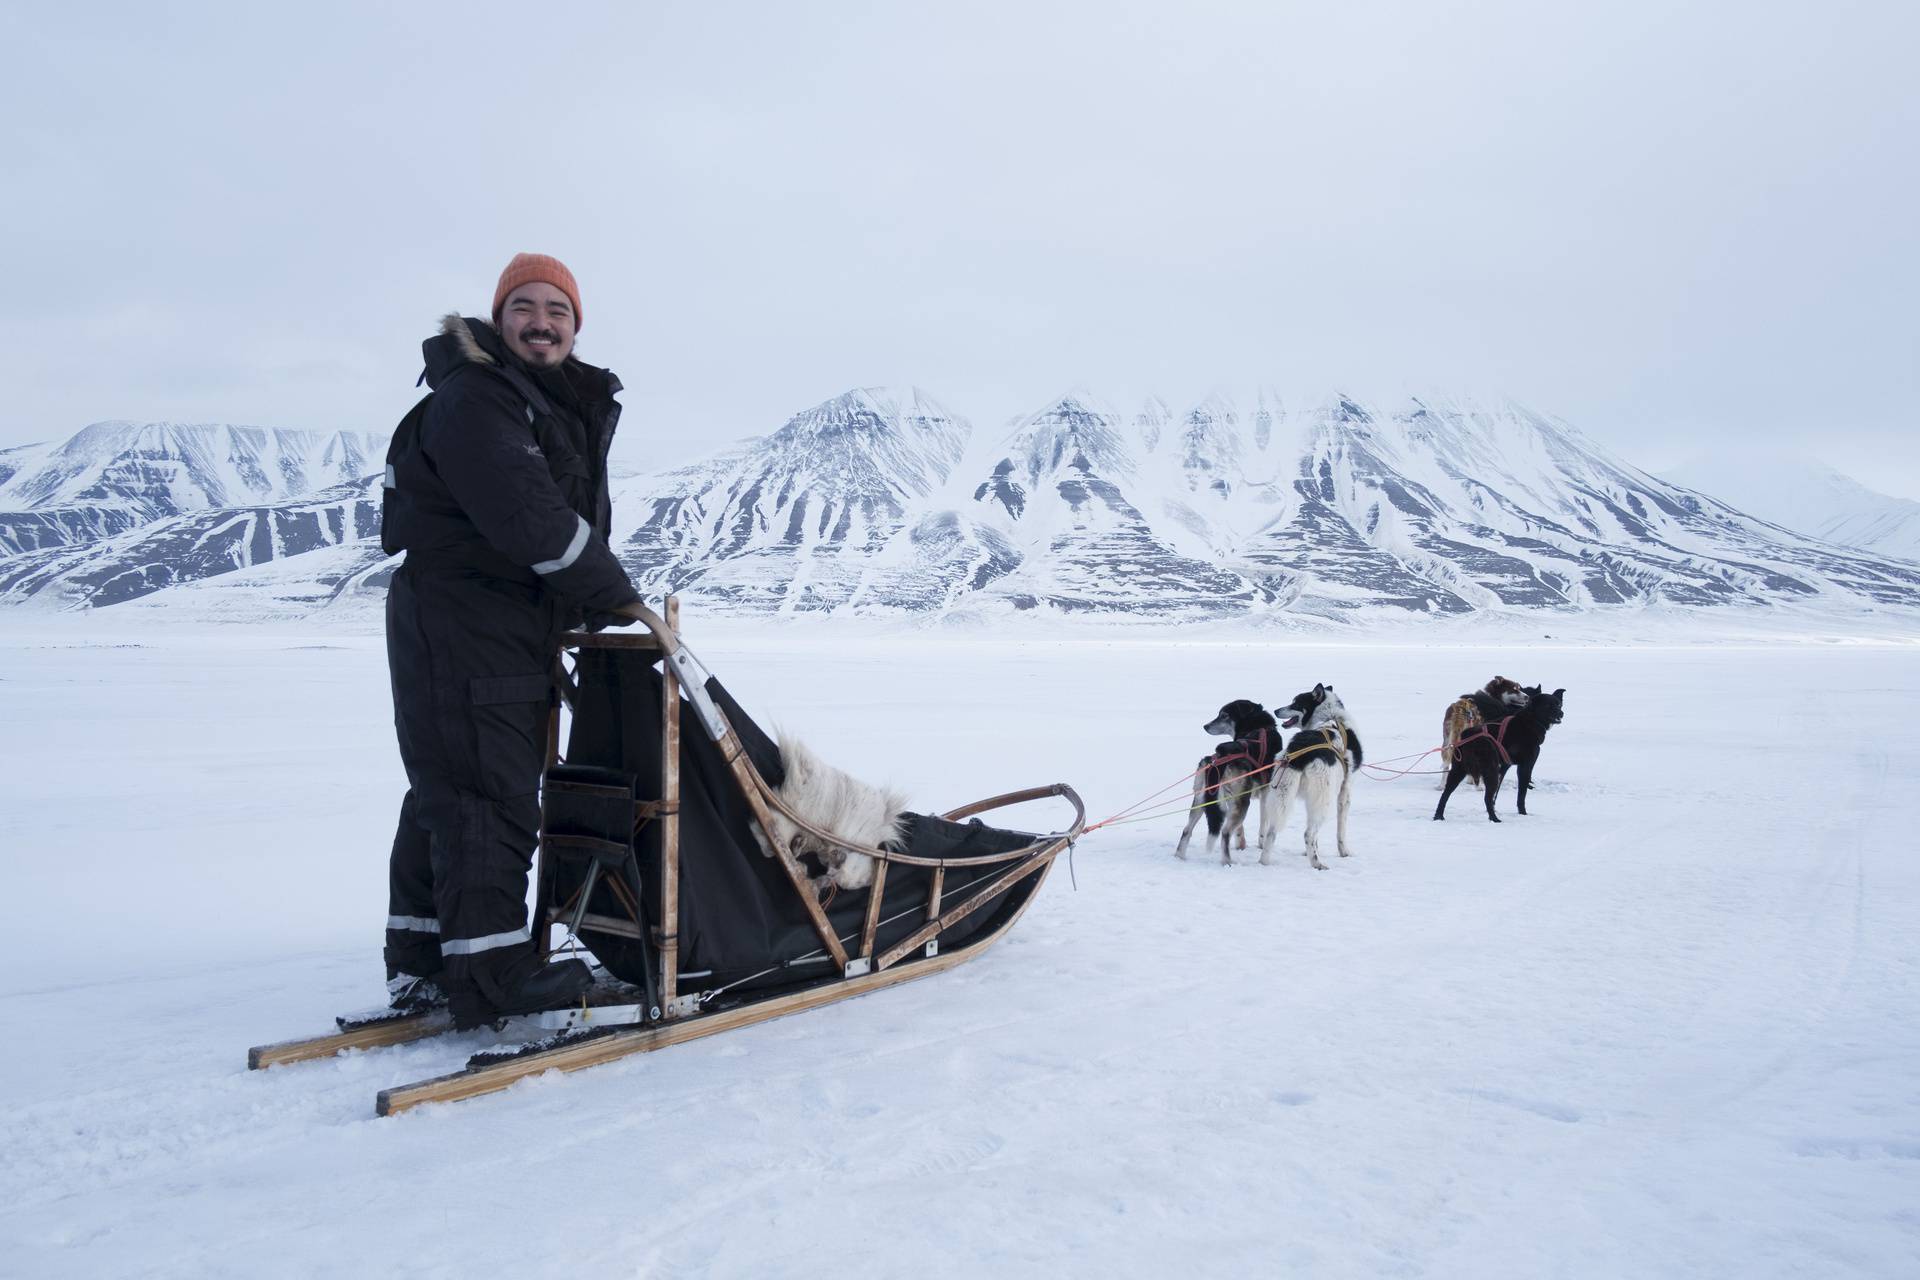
386 972 449 1013
447 954 594 1030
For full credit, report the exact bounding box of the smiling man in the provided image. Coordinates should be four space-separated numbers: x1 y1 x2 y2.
376 253 641 1029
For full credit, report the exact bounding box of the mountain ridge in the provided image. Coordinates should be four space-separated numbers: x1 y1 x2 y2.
5 396 1918 623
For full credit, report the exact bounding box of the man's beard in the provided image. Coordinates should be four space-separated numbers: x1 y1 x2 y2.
513 329 568 367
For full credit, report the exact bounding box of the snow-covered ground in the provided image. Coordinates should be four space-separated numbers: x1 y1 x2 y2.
2 618 1917 1277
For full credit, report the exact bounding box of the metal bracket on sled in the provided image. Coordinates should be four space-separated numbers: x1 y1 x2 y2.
665 645 730 741
530 1003 647 1032
665 994 701 1019
844 957 872 979
925 941 939 959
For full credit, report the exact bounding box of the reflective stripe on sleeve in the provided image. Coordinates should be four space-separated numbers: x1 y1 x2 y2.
383 464 397 489
440 926 532 957
531 514 591 575
386 914 440 933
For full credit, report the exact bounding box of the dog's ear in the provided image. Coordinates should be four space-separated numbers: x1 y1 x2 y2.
1553 688 1565 700
1314 682 1326 697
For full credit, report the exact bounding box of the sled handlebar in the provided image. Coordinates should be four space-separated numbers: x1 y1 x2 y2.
611 600 678 650
604 601 731 742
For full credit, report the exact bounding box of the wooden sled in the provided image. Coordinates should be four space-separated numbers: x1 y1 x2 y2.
250 598 1083 1115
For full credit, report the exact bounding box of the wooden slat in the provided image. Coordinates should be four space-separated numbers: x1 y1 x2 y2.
376 876 1050 1115
557 631 664 651
249 1011 451 1069
660 594 682 1011
729 747 851 971
859 856 890 960
876 854 1054 972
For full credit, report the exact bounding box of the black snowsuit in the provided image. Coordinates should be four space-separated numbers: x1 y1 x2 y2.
379 315 638 1004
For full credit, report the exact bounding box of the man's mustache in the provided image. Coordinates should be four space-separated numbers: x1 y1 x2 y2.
519 328 561 344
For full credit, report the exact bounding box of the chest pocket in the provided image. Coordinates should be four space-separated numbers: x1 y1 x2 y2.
532 414 592 509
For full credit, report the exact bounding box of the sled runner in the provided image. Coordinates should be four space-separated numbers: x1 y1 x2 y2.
248 598 1083 1115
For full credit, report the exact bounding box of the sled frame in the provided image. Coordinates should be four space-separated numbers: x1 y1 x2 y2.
534 596 1085 1020
247 598 1083 1106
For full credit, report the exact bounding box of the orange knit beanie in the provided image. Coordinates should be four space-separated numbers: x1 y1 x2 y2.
491 253 583 332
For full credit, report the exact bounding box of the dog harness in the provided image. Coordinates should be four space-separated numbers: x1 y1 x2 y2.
1453 715 1515 766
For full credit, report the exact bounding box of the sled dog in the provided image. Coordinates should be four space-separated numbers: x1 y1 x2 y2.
752 736 908 895
1259 684 1364 869
1175 699 1280 864
1440 677 1531 786
1433 686 1566 822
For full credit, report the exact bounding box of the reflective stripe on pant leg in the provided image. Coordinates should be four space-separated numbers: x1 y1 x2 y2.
385 785 445 978
441 926 532 956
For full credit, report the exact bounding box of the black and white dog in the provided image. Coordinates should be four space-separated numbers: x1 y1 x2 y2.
1175 699 1280 864
1433 686 1565 823
1259 684 1364 870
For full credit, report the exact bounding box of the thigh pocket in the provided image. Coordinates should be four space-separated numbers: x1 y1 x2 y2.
468 673 553 800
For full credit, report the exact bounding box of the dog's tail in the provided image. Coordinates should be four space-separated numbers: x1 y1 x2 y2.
1346 729 1364 771
1202 758 1225 836
1270 759 1302 816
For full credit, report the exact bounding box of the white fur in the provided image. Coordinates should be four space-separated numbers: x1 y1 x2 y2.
752 736 908 894
1259 694 1358 870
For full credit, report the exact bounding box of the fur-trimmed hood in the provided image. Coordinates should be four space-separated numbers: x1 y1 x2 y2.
438 313 499 366
420 313 622 401
420 314 508 392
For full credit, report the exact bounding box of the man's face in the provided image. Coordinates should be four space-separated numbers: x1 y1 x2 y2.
499 281 576 367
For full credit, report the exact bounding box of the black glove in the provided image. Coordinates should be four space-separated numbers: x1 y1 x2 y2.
583 610 640 633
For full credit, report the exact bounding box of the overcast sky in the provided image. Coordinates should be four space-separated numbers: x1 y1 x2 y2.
5 1 1917 495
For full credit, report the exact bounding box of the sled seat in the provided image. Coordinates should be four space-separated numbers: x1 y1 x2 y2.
539 763 664 1012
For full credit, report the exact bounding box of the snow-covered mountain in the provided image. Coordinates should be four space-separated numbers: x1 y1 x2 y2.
5 393 1920 623
0 423 389 608
620 387 972 613
0 476 383 610
951 393 1261 614
0 422 385 557
1663 452 1920 564
612 390 1920 620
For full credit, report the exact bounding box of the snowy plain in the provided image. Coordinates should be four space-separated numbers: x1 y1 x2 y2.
2 612 1918 1278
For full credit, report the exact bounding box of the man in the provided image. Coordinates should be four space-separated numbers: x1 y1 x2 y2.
378 253 640 1028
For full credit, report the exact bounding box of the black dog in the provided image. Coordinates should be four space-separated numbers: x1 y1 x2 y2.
1175 699 1280 863
1433 686 1565 823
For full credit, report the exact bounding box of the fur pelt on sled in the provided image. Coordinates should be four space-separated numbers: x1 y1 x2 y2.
751 736 908 894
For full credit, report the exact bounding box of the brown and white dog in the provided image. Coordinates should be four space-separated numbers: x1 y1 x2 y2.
1440 677 1530 787
751 736 908 897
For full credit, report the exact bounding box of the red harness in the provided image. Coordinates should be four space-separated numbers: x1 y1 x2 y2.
1454 714 1516 766
1212 726 1275 772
